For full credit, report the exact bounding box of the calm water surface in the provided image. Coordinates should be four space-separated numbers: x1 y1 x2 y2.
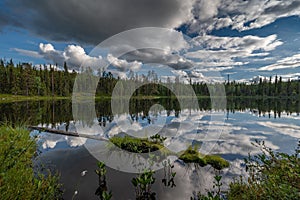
1 98 299 199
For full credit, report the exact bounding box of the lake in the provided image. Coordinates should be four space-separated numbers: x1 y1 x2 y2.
1 98 300 199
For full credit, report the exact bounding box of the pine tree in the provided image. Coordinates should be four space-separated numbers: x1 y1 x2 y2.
22 63 34 96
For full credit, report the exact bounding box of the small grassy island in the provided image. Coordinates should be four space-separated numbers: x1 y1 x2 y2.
179 146 230 170
109 133 230 170
109 134 166 153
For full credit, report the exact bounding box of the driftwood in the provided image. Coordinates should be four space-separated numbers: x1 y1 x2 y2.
28 126 109 141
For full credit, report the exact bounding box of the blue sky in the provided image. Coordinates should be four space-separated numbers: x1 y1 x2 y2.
1 0 300 82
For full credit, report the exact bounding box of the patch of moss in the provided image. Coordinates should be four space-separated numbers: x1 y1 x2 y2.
178 146 229 170
179 153 207 167
109 137 230 170
205 155 230 170
109 135 165 153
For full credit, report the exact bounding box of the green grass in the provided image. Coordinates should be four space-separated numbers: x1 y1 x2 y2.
0 94 69 103
1 93 297 104
0 125 62 200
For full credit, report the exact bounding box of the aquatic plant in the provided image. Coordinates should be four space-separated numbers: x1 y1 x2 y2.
95 161 112 200
162 159 176 188
192 174 224 200
132 170 156 200
95 161 107 177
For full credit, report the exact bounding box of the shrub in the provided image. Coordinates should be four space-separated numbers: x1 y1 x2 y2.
227 140 300 200
0 125 62 200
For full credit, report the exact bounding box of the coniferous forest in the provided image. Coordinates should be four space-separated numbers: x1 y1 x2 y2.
1 59 300 98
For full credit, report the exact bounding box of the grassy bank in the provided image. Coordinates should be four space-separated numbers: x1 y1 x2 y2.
0 125 62 200
0 94 70 103
1 93 300 103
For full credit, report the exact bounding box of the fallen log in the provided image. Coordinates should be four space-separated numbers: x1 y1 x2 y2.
28 126 109 141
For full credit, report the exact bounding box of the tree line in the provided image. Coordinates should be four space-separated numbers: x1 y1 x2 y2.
0 59 75 96
1 59 300 98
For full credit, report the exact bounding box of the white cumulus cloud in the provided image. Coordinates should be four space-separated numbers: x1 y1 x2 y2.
185 34 282 69
259 53 300 71
189 0 300 33
107 54 142 72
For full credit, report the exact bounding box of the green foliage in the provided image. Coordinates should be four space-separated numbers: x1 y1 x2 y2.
95 161 107 177
0 125 62 200
227 140 300 200
162 159 176 188
191 141 300 200
100 191 113 200
1 59 300 99
0 61 76 97
192 175 224 200
109 135 165 153
179 146 229 170
132 170 156 199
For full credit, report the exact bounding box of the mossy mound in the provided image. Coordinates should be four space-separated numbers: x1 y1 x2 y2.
205 155 230 170
178 146 229 170
179 146 207 167
109 137 230 170
109 135 165 153
179 152 207 167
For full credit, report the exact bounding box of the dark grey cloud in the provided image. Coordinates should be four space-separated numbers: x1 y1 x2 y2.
121 49 194 70
3 0 194 44
2 0 300 45
0 14 9 29
0 3 21 31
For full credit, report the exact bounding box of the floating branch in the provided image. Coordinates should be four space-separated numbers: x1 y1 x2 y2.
28 126 109 141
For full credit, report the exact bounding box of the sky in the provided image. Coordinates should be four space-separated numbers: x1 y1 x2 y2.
1 0 300 82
